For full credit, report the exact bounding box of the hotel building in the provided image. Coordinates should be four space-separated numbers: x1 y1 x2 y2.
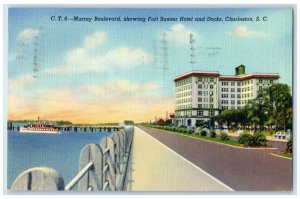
174 65 280 127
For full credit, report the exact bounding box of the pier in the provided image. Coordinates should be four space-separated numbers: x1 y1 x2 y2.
57 125 123 133
7 122 122 133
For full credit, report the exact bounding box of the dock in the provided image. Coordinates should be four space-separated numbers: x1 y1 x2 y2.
7 121 123 132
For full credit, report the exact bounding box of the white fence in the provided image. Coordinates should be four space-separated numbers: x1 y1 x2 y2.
11 126 134 191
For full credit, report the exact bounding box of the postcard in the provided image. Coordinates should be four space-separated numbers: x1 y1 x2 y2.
5 6 294 193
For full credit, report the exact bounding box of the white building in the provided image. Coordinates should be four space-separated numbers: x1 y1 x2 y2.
174 65 280 127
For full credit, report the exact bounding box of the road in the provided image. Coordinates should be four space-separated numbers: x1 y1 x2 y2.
137 125 293 191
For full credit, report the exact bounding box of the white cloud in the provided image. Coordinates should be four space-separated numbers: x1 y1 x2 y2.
83 31 106 49
105 47 149 67
227 26 268 38
164 24 198 44
17 28 39 43
8 74 37 93
44 31 151 75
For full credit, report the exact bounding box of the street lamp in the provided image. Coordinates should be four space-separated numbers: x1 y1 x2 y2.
209 91 213 129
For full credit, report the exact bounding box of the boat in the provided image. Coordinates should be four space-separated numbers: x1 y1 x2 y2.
20 123 60 134
19 116 61 134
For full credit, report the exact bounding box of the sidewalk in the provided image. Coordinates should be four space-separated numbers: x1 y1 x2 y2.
123 127 233 191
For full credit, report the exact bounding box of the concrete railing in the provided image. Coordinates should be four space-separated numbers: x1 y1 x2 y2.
11 126 134 191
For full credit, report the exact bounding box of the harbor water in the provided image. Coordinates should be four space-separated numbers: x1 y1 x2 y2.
7 128 111 189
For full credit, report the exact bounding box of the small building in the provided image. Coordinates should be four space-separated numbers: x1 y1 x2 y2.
174 65 280 128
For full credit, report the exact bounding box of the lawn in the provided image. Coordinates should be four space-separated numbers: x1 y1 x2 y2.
273 152 293 159
229 129 272 136
142 125 241 147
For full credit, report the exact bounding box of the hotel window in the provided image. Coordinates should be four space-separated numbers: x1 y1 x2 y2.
222 106 228 109
270 80 273 84
259 86 262 90
210 98 214 102
198 91 202 95
198 84 202 89
237 88 241 92
222 82 228 86
210 85 214 89
210 104 214 109
210 78 214 82
231 94 235 98
197 111 203 116
237 94 241 98
222 88 228 92
198 98 202 102
221 100 228 104
259 79 262 83
237 100 241 105
222 94 228 98
231 88 235 92
237 82 241 86
198 104 202 108
231 82 235 86
231 100 235 105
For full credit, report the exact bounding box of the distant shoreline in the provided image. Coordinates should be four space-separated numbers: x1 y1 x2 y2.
8 120 119 126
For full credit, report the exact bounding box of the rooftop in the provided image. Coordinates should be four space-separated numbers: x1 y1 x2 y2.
174 66 280 81
174 71 220 81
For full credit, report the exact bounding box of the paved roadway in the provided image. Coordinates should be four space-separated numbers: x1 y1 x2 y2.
124 126 233 191
135 126 292 191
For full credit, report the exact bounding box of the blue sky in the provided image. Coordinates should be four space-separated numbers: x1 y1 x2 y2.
7 8 293 123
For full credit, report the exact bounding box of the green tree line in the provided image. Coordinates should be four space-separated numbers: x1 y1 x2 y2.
214 83 292 133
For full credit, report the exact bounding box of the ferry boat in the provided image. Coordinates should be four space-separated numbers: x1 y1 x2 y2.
19 116 60 134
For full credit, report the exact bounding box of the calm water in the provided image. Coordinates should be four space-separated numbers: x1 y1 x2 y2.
7 129 111 189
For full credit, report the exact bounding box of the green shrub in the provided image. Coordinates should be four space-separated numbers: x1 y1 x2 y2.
286 135 292 153
200 130 207 136
188 129 193 134
238 132 267 147
238 133 252 146
210 131 216 138
253 132 267 147
220 132 230 140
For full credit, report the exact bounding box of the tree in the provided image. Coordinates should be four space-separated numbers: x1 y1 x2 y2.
218 109 239 130
260 84 292 131
237 107 249 130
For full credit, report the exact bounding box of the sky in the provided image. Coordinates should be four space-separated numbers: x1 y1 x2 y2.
6 7 293 123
